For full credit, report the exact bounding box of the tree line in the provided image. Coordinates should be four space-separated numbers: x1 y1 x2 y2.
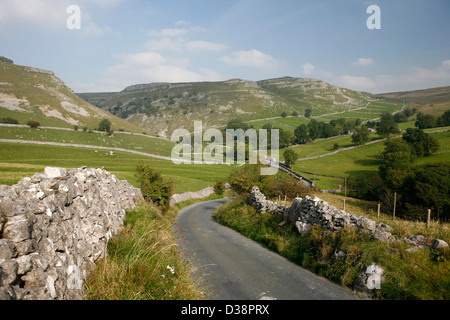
349 127 448 223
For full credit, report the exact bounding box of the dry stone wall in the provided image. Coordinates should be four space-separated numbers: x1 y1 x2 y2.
248 186 394 241
0 167 143 300
248 186 449 296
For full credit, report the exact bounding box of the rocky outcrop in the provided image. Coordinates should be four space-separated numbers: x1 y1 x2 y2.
0 167 143 300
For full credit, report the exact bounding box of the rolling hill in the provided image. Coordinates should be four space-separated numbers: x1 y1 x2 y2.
77 77 375 137
377 85 450 115
0 60 145 133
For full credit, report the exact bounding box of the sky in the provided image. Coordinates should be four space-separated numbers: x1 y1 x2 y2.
0 0 449 94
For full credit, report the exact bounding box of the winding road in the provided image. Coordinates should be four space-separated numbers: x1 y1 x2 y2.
174 198 358 300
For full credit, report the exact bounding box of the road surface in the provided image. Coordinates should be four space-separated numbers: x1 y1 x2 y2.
174 198 358 300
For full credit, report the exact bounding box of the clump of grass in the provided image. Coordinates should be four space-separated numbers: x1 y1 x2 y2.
213 197 450 300
84 201 203 300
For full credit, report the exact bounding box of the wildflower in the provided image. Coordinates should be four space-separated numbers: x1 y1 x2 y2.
167 265 175 274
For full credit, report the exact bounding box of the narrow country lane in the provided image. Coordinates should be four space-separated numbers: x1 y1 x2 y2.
174 198 358 300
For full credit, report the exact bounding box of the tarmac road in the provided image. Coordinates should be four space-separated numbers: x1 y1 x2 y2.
174 198 358 300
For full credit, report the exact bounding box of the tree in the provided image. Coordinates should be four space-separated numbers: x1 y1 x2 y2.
283 148 298 168
294 124 310 144
307 119 320 140
98 119 111 132
402 128 440 156
376 118 399 138
304 108 312 118
378 139 414 185
415 112 437 129
281 112 287 118
351 125 370 145
226 118 249 131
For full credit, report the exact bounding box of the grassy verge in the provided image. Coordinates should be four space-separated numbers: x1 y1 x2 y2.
212 196 450 300
84 200 204 300
84 192 232 300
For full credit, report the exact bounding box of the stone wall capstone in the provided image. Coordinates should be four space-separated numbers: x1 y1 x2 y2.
0 167 143 300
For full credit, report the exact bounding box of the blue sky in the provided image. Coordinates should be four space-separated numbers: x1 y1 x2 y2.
1 0 449 93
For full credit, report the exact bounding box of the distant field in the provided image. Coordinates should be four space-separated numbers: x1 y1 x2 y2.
291 130 450 190
269 116 311 127
0 143 235 193
0 126 175 157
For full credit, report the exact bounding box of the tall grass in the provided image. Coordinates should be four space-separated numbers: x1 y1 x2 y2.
84 201 203 300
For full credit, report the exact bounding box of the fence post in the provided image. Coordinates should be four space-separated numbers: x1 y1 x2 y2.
427 209 431 229
377 203 380 219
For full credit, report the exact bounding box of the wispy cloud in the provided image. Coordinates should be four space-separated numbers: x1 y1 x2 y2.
149 28 189 38
82 51 223 91
186 40 228 52
352 58 374 66
0 0 69 29
220 49 280 70
333 59 450 93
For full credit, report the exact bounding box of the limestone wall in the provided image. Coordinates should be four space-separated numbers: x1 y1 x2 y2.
248 186 393 241
0 167 143 300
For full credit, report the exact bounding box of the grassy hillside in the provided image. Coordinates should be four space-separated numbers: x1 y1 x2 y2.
0 126 175 158
0 61 145 133
77 77 376 137
377 85 450 115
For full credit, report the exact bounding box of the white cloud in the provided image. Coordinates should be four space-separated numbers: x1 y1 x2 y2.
332 59 450 93
0 0 69 28
186 40 228 52
220 49 280 70
174 20 190 26
86 0 127 7
302 63 315 75
442 60 450 69
353 58 374 66
301 62 334 79
84 51 224 91
149 28 189 38
0 0 116 37
334 75 377 92
146 37 185 52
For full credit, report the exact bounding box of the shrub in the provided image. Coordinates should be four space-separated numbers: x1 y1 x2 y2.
27 120 40 128
228 164 263 195
1 117 18 124
135 161 173 213
213 180 226 196
262 173 310 201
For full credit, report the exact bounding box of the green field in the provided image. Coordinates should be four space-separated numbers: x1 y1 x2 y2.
269 116 311 127
0 143 235 193
0 126 175 157
291 130 450 190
